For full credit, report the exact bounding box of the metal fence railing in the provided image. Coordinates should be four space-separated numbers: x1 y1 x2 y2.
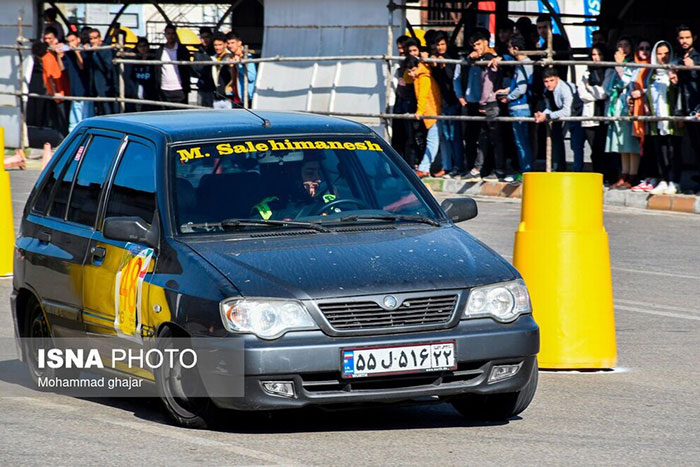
4 18 700 171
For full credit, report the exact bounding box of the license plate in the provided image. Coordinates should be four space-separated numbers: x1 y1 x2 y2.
342 341 456 378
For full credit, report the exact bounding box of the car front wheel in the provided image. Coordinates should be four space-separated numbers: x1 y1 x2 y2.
154 326 214 429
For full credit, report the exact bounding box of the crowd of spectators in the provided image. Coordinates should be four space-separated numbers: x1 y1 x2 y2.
391 15 700 194
26 8 257 140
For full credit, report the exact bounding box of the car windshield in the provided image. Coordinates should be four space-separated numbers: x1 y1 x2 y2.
172 135 440 234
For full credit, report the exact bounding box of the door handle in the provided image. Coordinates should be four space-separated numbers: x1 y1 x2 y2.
38 231 51 244
91 246 106 261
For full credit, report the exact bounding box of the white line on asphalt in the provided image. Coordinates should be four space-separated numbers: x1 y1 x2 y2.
616 298 700 314
496 253 700 281
97 417 301 465
611 266 700 281
614 304 700 321
540 367 634 374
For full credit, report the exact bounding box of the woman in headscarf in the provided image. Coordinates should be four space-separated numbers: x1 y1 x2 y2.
606 37 641 189
646 41 683 194
628 39 653 190
578 43 614 180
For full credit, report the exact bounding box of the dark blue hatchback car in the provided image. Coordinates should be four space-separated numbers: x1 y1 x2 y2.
12 110 539 428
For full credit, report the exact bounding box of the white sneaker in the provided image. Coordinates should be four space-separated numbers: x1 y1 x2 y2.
650 180 668 194
665 182 678 195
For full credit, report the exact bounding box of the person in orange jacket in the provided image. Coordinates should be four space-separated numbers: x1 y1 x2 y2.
404 55 442 178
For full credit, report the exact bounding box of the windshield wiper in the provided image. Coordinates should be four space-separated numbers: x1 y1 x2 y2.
220 218 330 233
337 214 441 227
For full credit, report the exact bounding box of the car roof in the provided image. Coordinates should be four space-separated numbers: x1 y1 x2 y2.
84 109 374 143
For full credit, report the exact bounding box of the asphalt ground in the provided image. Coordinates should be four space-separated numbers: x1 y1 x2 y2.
1 168 699 465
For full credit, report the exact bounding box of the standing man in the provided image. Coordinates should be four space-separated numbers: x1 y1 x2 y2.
391 35 411 158
42 8 65 43
194 26 215 107
86 28 118 115
534 68 575 171
453 28 490 180
532 15 571 162
495 34 533 180
131 37 159 111
226 31 257 107
211 32 233 108
496 19 515 56
401 39 423 169
64 31 92 131
432 31 464 177
468 30 505 181
672 25 700 184
156 24 191 106
42 27 70 135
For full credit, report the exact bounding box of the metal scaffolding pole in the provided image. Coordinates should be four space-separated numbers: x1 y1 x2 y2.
384 1 395 137
546 26 554 173
17 16 26 154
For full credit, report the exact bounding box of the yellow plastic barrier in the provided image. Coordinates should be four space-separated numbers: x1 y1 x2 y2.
0 127 15 276
513 172 617 369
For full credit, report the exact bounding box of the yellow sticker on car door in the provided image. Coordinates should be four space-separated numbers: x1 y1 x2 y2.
114 246 154 338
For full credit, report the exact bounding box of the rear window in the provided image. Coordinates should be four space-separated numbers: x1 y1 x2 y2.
67 135 122 227
32 135 84 215
172 136 437 233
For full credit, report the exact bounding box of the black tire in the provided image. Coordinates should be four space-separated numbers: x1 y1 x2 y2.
451 360 538 421
154 326 213 429
23 297 80 386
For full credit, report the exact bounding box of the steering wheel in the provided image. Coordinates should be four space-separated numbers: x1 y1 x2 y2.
313 198 367 215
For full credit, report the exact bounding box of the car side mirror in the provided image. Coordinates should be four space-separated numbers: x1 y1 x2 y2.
103 216 159 249
440 197 478 223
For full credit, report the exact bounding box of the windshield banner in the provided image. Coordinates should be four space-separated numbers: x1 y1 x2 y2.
177 139 382 164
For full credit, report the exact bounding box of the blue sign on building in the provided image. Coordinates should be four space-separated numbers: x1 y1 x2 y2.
583 0 602 47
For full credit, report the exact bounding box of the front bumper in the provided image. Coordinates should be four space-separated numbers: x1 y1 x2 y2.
209 315 539 410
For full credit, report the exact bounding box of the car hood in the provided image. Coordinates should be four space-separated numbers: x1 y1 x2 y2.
185 226 517 300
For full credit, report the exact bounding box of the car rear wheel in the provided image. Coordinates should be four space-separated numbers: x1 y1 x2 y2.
23 298 54 385
155 326 213 429
23 297 80 386
451 360 538 421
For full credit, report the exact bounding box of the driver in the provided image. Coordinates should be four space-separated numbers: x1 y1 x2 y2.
251 159 337 220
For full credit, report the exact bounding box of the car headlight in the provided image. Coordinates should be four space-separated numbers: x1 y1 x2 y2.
463 280 531 323
219 299 318 339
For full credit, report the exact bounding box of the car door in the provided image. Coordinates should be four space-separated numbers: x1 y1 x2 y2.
82 136 158 344
19 130 126 337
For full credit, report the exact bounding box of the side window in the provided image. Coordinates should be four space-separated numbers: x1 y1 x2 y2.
66 135 123 227
49 139 88 219
33 135 84 214
104 141 156 224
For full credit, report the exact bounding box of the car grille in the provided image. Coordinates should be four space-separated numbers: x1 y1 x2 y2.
317 294 458 331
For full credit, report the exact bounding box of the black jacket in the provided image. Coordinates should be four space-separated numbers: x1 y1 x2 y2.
131 54 159 101
675 48 700 115
193 45 215 93
433 51 459 106
213 53 233 100
155 43 192 94
88 48 118 97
